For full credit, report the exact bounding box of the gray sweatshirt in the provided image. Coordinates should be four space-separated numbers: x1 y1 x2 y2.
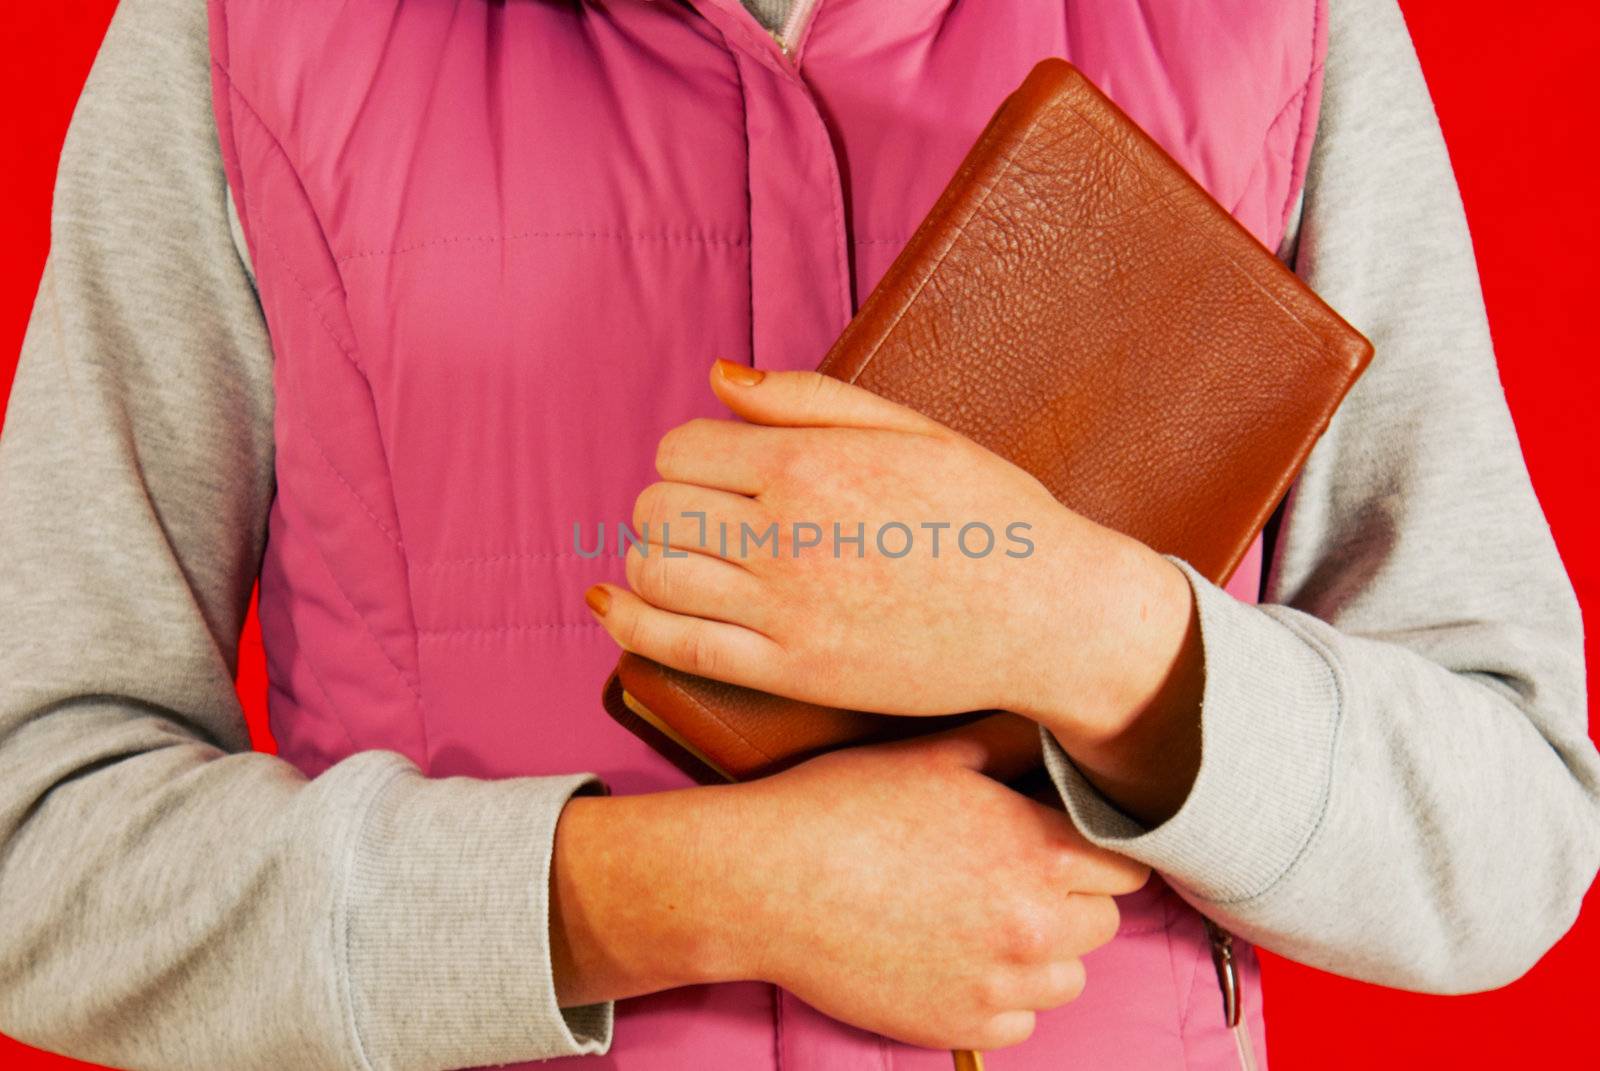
1 1 1596 1070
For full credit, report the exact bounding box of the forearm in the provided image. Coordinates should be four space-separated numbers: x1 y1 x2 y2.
1026 515 1597 992
1046 572 1599 990
0 709 608 1070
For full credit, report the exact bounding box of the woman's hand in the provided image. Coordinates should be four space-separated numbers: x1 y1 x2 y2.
586 361 1206 822
550 718 1149 1050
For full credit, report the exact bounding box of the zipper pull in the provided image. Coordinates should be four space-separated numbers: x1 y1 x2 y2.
1206 920 1260 1071
1204 919 1241 1028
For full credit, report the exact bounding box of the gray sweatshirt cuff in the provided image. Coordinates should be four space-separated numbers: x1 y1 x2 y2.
342 768 613 1071
1042 557 1344 904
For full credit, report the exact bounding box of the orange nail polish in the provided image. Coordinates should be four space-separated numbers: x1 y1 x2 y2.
714 358 765 386
584 585 612 616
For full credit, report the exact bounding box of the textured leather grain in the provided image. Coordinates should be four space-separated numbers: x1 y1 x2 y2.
607 59 1372 785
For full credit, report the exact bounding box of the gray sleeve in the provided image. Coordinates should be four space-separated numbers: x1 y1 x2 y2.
1044 0 1600 992
0 1 612 1067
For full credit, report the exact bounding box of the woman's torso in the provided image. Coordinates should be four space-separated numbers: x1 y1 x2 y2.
208 1 1325 1066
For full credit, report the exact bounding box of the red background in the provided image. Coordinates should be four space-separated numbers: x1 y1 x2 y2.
2 3 1595 1067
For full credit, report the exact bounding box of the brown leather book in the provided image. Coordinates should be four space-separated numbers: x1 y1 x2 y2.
602 57 1373 785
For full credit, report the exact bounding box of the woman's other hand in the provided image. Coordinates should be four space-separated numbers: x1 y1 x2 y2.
550 717 1149 1051
587 360 1207 823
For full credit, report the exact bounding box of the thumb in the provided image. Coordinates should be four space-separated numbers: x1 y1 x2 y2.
709 359 945 435
908 713 1046 784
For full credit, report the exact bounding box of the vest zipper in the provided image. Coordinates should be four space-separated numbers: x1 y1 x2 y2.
759 7 1249 1064
773 0 822 59
1205 920 1259 1071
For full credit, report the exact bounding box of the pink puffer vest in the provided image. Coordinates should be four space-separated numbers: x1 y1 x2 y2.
207 1 1326 1067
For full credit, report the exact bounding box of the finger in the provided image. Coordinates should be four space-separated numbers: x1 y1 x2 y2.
974 1009 1037 1051
1012 958 1088 1011
585 583 780 686
624 542 770 631
914 714 1047 783
710 359 948 436
1061 893 1122 953
631 481 770 560
913 721 1149 895
1045 829 1152 897
654 417 789 494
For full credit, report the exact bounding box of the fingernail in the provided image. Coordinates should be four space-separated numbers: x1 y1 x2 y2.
714 358 765 386
584 585 612 617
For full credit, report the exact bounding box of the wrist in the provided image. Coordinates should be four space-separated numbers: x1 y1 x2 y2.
549 784 760 1004
1010 527 1205 823
1008 523 1189 733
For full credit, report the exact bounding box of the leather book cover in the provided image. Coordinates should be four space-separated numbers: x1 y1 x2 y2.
602 58 1374 786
